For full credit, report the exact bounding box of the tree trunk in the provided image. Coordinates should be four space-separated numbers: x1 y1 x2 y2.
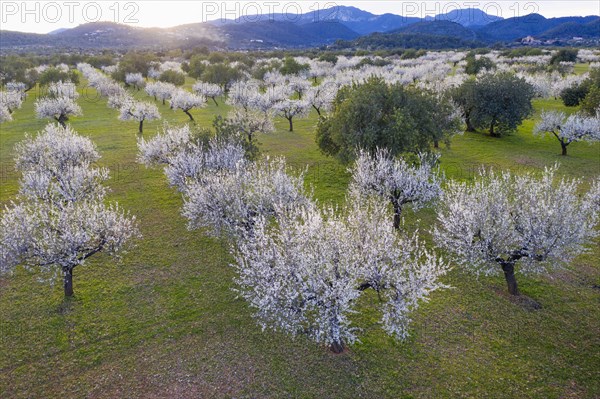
288 117 294 132
433 139 439 149
312 105 321 116
330 340 344 354
184 110 195 121
56 115 67 128
138 120 144 134
561 141 568 156
465 112 476 132
64 268 74 297
392 200 402 230
500 262 519 296
162 99 165 105
211 97 219 106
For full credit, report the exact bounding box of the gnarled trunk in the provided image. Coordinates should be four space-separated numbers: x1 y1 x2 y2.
288 117 294 132
64 268 74 297
500 261 519 296
184 109 195 121
561 141 568 156
392 199 402 230
465 112 476 132
211 97 219 106
138 120 144 134
56 114 67 128
330 340 344 354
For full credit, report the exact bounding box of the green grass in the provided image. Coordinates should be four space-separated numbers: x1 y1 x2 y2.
0 82 599 398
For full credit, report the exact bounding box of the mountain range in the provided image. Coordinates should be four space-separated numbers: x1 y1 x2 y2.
1 6 598 51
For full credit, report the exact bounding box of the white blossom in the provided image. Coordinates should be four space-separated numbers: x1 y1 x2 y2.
182 157 306 238
48 81 79 100
273 99 310 132
349 149 442 228
145 81 176 104
119 100 160 133
169 89 206 121
14 123 108 205
125 72 145 90
0 90 24 112
0 124 139 297
137 125 245 191
433 166 599 295
0 105 12 122
35 96 82 127
306 82 338 116
192 81 224 106
534 110 600 155
233 194 449 352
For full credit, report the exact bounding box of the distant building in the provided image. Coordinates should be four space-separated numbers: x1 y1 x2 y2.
521 36 541 45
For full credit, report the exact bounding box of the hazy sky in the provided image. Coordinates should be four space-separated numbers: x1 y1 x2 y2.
1 1 599 33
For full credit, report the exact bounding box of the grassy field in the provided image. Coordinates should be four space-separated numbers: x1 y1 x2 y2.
0 79 599 398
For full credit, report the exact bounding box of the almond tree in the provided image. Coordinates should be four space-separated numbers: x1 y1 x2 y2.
534 110 600 156
119 100 160 134
145 81 176 104
0 124 139 297
0 90 24 113
193 81 224 106
226 80 262 111
216 108 275 159
182 157 307 237
35 96 82 128
287 76 311 100
169 89 206 121
273 99 310 132
0 105 12 122
306 83 337 116
125 72 145 90
233 194 449 353
47 81 79 99
433 166 599 298
14 124 109 205
349 149 442 229
137 125 245 191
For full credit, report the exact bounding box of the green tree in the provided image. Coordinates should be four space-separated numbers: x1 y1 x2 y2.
550 48 578 66
38 68 79 86
280 57 309 76
0 55 36 88
187 55 207 79
158 70 186 86
471 73 535 137
318 53 338 64
315 77 458 163
560 83 591 106
450 77 477 132
580 85 600 116
464 55 495 75
201 64 242 90
111 52 158 82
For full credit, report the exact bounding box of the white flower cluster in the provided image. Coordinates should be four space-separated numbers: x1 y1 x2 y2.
0 123 139 295
434 166 599 277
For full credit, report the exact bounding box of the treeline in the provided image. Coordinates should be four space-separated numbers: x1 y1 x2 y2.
333 33 486 50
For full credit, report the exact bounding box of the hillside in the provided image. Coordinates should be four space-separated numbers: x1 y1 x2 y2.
220 20 359 48
479 14 600 41
334 32 485 50
0 6 598 50
432 8 503 27
392 20 480 41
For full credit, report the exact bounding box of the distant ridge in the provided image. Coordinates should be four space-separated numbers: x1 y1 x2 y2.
1 5 598 51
